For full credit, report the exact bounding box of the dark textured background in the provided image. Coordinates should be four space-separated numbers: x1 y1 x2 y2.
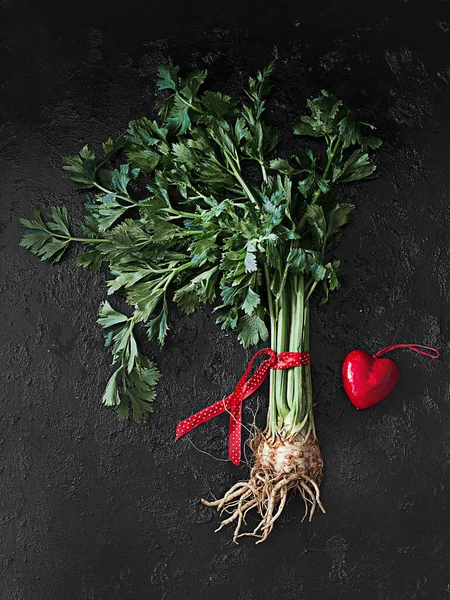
2 1 450 598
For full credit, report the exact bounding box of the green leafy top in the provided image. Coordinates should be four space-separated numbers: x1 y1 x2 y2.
20 60 381 422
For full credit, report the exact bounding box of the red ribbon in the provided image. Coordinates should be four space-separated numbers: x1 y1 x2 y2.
175 348 310 465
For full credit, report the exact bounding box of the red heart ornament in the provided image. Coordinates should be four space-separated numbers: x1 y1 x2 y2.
342 349 400 409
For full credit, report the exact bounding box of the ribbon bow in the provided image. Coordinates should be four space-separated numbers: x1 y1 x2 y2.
175 348 310 465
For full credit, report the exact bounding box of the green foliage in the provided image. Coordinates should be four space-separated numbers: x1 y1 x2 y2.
98 302 161 422
20 206 73 263
63 138 125 189
125 118 169 173
85 194 129 232
333 149 377 183
293 90 381 150
237 310 269 347
19 59 381 423
173 266 219 314
63 145 98 188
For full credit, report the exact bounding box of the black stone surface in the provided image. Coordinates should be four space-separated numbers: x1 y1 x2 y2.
2 1 450 598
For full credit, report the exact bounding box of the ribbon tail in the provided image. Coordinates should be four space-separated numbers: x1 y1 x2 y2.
228 399 242 465
175 395 233 440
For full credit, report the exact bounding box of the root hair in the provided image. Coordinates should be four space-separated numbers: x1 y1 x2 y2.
202 429 325 544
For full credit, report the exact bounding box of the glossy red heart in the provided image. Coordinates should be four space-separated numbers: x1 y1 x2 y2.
342 349 399 409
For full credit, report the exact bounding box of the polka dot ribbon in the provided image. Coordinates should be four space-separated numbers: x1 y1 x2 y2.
175 348 311 465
